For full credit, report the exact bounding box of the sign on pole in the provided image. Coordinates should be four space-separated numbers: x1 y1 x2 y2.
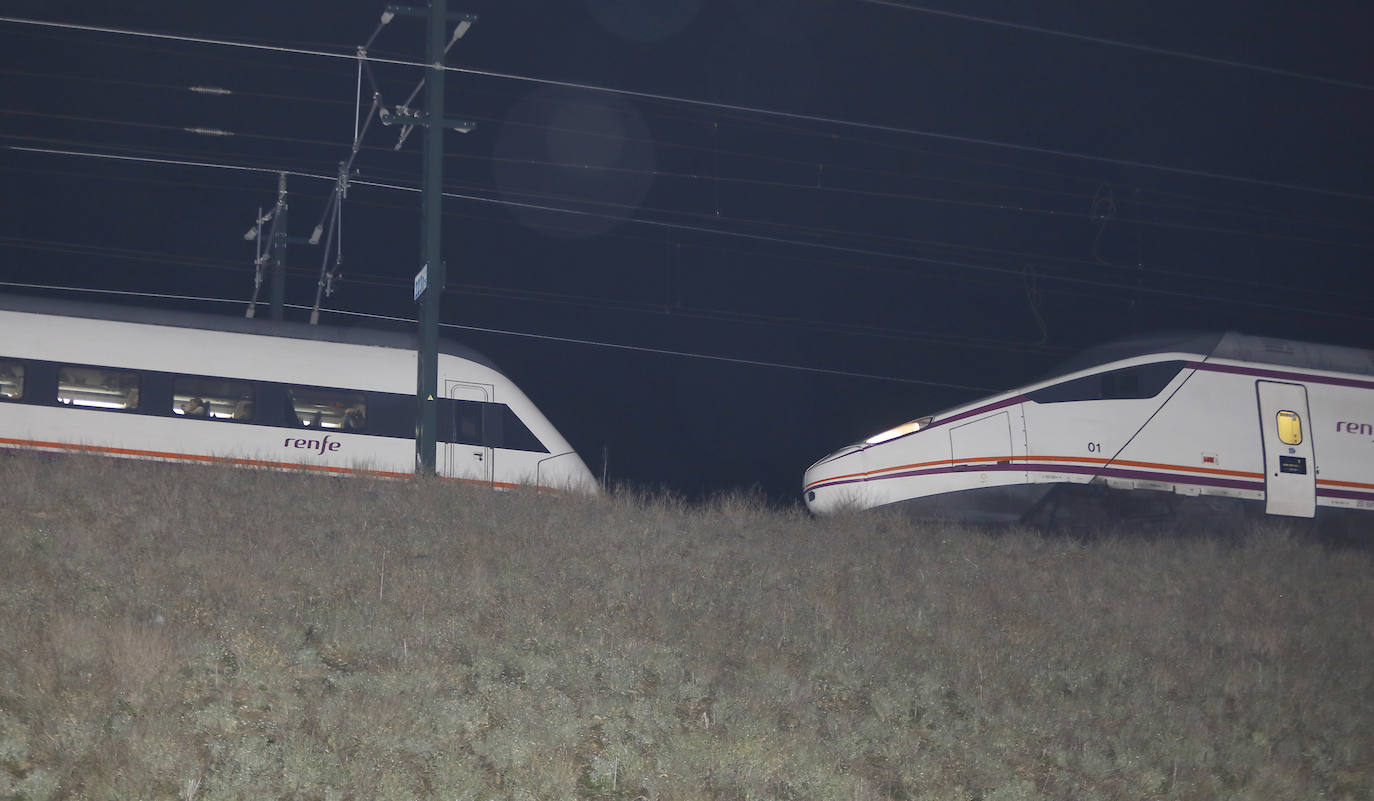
414 264 428 301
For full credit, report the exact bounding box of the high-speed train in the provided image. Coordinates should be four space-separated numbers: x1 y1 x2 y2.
804 331 1374 523
0 294 597 492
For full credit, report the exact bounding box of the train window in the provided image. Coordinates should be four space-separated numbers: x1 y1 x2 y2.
364 393 415 439
287 387 367 431
0 360 22 400
58 366 140 410
453 399 483 445
498 405 546 453
173 377 254 421
1028 360 1185 404
1276 410 1303 445
440 399 547 452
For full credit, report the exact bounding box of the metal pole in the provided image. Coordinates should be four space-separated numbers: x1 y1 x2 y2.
415 0 447 474
270 173 288 321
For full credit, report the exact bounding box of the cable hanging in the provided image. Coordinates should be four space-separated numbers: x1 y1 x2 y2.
7 143 1373 324
855 0 1374 92
307 86 382 324
0 279 999 390
3 14 1369 201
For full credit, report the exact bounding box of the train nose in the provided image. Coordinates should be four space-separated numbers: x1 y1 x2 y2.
803 446 866 514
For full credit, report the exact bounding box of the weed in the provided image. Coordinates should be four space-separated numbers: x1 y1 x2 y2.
0 452 1370 799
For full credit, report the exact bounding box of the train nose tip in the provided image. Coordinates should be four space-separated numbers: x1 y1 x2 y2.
803 481 852 515
803 445 868 515
802 470 821 511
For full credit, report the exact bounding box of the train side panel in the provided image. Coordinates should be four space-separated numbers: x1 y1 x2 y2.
0 305 598 492
863 406 1032 514
1021 394 1176 489
1018 358 1199 490
9 310 416 390
1106 366 1266 504
1307 377 1374 512
441 360 597 493
805 334 1373 522
0 402 416 477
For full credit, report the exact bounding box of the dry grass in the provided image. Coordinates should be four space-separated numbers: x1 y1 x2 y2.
0 450 1370 800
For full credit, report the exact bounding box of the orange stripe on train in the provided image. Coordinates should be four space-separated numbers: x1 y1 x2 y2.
0 436 543 491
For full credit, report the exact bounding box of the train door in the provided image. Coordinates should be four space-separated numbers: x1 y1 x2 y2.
1256 381 1315 517
446 381 494 484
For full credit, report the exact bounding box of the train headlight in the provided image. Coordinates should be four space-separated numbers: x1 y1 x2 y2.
864 416 932 446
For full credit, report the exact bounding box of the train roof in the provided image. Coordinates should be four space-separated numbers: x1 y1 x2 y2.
1212 332 1374 376
1048 330 1374 379
0 292 505 372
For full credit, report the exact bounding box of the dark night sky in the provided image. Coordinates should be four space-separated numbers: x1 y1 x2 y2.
1 0 1371 502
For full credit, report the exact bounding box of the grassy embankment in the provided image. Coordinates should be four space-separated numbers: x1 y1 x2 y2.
1 451 1370 800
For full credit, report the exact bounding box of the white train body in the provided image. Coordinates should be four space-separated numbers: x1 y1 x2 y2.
804 332 1374 522
0 295 597 493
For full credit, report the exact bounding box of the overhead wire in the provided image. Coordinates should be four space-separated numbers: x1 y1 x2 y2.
477 147 1374 252
0 280 1000 390
7 144 1372 325
374 188 1374 322
2 15 1370 361
853 0 1374 92
441 168 1370 306
0 236 253 274
0 15 1363 406
2 14 1370 202
0 232 1047 355
0 68 1300 235
428 168 1366 312
0 109 358 152
6 26 352 79
0 132 344 178
0 68 354 108
6 101 1370 258
667 104 1374 236
376 65 1374 233
0 204 1080 357
9 31 1372 261
0 226 1346 362
0 161 306 197
4 163 1352 334
5 24 1368 294
439 67 1374 203
24 97 1370 259
418 92 1374 243
7 51 1370 240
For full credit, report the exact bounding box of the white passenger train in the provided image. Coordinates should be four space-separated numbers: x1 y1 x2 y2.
0 294 597 492
804 332 1374 524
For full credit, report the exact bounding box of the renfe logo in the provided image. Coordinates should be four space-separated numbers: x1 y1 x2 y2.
284 435 342 455
1336 421 1373 436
